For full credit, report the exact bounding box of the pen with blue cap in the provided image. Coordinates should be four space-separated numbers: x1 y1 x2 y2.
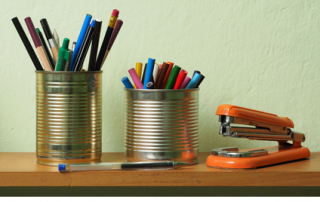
59 161 189 172
186 73 202 89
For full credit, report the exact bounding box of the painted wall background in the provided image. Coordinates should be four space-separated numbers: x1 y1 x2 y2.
0 0 319 152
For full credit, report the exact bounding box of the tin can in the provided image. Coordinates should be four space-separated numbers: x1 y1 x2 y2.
36 71 102 165
125 89 199 164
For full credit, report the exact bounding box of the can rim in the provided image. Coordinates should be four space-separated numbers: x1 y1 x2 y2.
35 70 103 74
124 88 199 92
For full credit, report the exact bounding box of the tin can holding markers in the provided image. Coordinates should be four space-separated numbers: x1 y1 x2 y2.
124 88 199 164
36 71 102 166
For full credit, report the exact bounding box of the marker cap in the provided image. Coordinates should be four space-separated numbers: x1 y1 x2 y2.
58 164 66 172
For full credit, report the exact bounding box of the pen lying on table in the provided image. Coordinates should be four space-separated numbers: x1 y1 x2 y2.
58 161 190 172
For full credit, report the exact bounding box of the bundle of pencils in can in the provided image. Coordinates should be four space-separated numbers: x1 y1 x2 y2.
122 58 205 89
12 9 122 72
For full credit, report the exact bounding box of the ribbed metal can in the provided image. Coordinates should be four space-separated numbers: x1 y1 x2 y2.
125 89 199 164
36 71 102 166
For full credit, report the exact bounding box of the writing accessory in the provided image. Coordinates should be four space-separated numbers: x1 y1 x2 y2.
143 58 156 89
154 62 169 89
195 74 205 88
141 63 147 84
206 104 310 169
95 9 119 71
193 70 200 77
164 65 181 89
173 70 187 89
25 17 52 71
59 161 189 172
35 28 55 70
88 19 102 71
134 62 143 89
102 19 123 66
160 61 174 89
55 38 70 71
69 14 92 71
73 20 95 72
146 82 155 89
40 19 59 63
11 17 43 71
65 50 73 71
180 76 191 89
128 68 143 89
53 29 60 47
186 73 201 89
153 64 159 83
121 76 134 89
72 42 76 51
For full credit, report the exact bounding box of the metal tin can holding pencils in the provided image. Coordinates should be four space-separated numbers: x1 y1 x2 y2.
36 71 102 166
124 88 199 164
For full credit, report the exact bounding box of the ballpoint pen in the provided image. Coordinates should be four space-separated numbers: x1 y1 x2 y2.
59 161 189 172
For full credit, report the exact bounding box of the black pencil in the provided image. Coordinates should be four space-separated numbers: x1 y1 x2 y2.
88 19 102 71
12 17 43 71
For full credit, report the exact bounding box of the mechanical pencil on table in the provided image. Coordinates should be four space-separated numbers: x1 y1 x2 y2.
160 61 174 89
25 17 52 71
95 9 119 71
102 19 123 66
143 58 156 89
180 76 191 89
134 62 143 89
69 14 92 71
11 17 43 71
154 62 169 89
186 73 201 89
165 65 181 89
55 38 70 71
36 28 55 70
88 19 102 71
121 76 134 89
40 19 59 63
58 161 189 172
128 68 143 89
73 20 95 71
174 69 187 89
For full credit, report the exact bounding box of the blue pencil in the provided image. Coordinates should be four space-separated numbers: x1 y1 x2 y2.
121 76 134 89
69 14 92 71
186 73 201 89
143 58 155 89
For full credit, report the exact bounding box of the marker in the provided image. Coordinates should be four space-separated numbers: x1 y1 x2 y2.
195 74 205 88
165 65 181 89
153 64 159 83
128 68 143 89
69 14 92 71
186 73 201 89
121 76 134 89
25 17 52 71
102 19 123 66
58 161 189 172
36 28 55 70
55 38 70 71
40 19 59 63
143 58 156 89
146 82 155 89
95 9 119 71
53 29 60 47
180 76 191 89
88 19 102 71
73 20 95 72
12 17 43 71
134 62 143 89
141 63 147 84
154 62 169 89
160 61 174 89
193 70 200 77
173 70 187 89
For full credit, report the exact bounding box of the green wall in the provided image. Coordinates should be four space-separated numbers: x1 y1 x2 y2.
1 0 319 152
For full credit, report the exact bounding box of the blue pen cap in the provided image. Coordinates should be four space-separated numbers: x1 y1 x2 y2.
186 73 201 89
90 20 96 27
143 58 156 89
121 76 134 89
58 164 66 172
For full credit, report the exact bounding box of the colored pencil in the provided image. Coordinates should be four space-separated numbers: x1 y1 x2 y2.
36 28 55 70
40 19 59 63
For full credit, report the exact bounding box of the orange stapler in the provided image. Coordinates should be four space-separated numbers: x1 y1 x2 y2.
206 104 310 169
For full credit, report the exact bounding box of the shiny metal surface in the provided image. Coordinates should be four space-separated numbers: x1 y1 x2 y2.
125 89 199 164
36 71 102 166
211 147 268 158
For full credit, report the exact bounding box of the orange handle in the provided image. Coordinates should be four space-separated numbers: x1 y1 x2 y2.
216 104 294 128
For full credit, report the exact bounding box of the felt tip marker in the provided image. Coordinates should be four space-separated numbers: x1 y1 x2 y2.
128 68 143 89
143 58 155 89
121 76 134 89
174 70 188 89
186 73 201 89
180 76 191 89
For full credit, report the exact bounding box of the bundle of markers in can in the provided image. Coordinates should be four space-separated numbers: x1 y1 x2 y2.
12 9 123 72
122 58 205 89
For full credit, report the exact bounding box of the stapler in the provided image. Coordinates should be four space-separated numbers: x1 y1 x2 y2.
206 104 310 169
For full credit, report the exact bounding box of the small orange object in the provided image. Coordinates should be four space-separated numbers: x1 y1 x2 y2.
206 104 310 169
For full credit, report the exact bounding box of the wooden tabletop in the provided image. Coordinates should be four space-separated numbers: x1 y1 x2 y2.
1 152 320 187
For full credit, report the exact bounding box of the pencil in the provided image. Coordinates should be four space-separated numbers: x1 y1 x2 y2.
40 19 59 63
95 9 119 71
88 19 102 71
36 28 55 70
12 17 43 71
25 17 52 71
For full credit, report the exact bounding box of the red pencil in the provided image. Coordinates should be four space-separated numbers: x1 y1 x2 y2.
173 70 187 89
